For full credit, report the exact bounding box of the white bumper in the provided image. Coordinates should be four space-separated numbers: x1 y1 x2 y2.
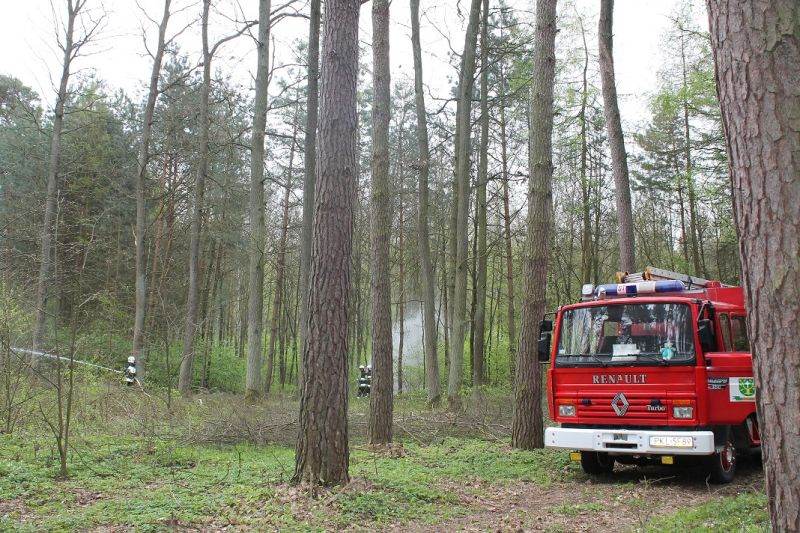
545 427 715 455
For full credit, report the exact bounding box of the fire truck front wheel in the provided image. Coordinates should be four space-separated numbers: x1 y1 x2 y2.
706 428 736 484
580 451 614 476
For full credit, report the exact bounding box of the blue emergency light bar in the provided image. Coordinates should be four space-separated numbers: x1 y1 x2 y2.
596 279 686 297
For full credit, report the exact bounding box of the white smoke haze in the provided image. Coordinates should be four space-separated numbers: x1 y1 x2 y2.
392 300 426 392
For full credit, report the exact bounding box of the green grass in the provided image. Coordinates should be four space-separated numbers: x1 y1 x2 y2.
0 376 769 532
646 492 770 532
0 432 577 531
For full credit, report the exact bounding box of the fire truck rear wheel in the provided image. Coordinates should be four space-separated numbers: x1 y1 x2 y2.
707 428 736 484
580 451 615 476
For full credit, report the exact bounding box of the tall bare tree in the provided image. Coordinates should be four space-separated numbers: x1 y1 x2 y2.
132 0 172 383
512 0 557 450
265 116 296 395
245 0 272 401
33 0 100 354
179 0 253 394
679 29 703 277
410 0 440 406
473 0 490 390
598 0 635 273
294 0 360 486
707 1 800 529
447 0 482 410
299 0 322 370
178 0 213 395
368 0 393 445
499 74 516 384
578 17 592 285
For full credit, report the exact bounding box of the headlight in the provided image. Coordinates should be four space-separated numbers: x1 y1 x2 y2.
650 435 694 448
672 406 693 419
558 404 576 417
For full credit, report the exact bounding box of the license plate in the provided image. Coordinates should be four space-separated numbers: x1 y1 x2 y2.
612 433 628 441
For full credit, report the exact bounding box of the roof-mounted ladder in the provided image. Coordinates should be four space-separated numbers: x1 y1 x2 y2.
616 266 712 289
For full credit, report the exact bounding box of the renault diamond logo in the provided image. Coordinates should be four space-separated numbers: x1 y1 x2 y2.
611 392 629 416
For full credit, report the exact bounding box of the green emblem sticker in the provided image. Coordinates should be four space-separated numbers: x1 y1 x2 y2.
730 377 756 402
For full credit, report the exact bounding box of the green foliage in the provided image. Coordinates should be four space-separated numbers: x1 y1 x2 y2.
355 438 575 487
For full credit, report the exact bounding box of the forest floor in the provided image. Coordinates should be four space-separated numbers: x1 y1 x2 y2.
0 386 768 532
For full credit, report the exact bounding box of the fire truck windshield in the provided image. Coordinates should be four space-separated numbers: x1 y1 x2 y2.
555 303 695 366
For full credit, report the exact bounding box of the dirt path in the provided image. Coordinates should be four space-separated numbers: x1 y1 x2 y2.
398 459 764 532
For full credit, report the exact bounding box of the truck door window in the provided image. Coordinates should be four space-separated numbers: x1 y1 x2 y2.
719 313 732 351
730 315 750 352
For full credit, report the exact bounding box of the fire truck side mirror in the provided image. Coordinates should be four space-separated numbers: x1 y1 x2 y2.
698 318 716 352
539 319 553 333
538 333 551 363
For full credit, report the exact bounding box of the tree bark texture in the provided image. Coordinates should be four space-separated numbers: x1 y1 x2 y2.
245 0 272 401
410 0 441 406
368 0 393 445
299 0 322 374
447 0 483 410
512 0 556 450
178 0 212 395
598 0 636 273
707 1 800 529
293 0 360 486
132 0 171 384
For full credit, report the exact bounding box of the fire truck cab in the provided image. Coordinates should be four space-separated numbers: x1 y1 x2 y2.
542 267 759 483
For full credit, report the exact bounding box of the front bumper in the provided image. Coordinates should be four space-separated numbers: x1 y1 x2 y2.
545 427 715 455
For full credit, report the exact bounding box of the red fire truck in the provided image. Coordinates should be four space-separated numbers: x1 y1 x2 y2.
541 267 759 483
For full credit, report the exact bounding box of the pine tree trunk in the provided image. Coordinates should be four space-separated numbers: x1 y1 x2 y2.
598 0 635 273
512 0 556 450
368 0 393 445
473 0 490 390
294 0 359 486
707 1 800 528
245 0 272 401
178 0 212 395
132 0 171 384
447 0 483 411
410 0 440 406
